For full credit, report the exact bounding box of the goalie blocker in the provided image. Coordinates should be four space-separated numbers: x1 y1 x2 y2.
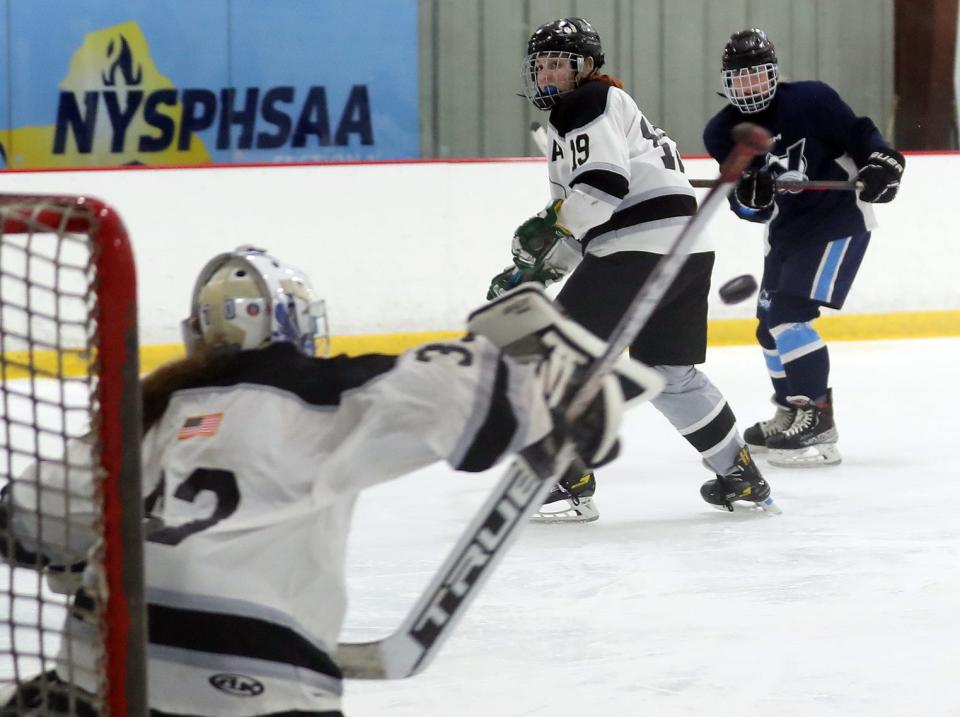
468 284 664 411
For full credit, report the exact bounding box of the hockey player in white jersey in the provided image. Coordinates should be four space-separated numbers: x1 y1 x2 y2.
488 17 774 519
1 247 652 716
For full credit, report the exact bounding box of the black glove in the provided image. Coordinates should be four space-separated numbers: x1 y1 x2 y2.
856 148 904 203
735 168 775 210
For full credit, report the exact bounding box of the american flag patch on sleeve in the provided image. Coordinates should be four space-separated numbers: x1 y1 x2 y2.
177 413 224 440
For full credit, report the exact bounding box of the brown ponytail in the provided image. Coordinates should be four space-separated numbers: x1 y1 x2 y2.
589 74 625 89
141 349 239 433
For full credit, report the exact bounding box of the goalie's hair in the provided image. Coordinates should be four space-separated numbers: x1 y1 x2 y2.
141 349 239 433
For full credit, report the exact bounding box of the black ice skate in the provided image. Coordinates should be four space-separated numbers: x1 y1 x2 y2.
531 466 599 523
700 446 780 513
743 396 797 453
765 390 841 467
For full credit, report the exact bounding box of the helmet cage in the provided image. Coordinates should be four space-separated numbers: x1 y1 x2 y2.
183 246 329 357
721 63 779 113
521 50 586 110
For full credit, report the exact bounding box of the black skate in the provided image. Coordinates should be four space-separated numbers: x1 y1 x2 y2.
531 466 599 523
700 447 780 513
766 390 840 467
743 397 797 453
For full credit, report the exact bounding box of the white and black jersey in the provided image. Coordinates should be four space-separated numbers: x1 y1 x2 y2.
9 340 553 716
547 80 710 257
546 80 742 478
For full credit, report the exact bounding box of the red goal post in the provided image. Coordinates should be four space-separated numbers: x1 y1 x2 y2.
0 195 146 715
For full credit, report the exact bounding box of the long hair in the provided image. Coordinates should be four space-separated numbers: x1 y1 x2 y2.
588 73 624 89
141 350 239 433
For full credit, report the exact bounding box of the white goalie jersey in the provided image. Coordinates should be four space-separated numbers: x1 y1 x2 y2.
546 80 712 257
7 338 554 716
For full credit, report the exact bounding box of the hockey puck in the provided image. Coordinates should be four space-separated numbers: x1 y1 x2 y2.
718 274 758 305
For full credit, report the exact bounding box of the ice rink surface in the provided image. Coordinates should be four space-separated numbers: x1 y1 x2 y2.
341 338 959 716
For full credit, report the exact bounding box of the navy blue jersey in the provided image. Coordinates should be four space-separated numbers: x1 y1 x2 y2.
703 81 889 246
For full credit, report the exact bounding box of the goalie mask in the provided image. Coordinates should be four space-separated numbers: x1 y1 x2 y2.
721 28 779 114
182 246 329 356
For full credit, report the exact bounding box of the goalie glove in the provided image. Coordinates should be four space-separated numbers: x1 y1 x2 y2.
536 337 623 467
467 284 666 467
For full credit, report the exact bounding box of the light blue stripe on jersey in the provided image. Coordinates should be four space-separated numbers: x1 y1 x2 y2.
770 322 825 364
811 237 851 302
763 347 786 377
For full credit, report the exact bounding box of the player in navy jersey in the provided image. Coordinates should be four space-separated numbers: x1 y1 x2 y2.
488 17 776 518
703 28 904 468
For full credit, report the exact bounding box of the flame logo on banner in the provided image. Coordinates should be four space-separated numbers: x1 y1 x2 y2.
101 36 143 86
1 21 210 168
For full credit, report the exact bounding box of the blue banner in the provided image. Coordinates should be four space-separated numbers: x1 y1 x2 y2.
0 0 419 168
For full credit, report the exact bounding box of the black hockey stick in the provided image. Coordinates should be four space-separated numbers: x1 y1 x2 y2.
689 177 862 191
532 123 858 192
334 122 775 680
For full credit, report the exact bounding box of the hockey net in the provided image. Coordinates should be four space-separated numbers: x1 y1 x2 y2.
0 195 145 715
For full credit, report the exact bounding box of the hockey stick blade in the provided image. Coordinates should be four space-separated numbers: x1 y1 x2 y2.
336 436 576 679
334 121 776 681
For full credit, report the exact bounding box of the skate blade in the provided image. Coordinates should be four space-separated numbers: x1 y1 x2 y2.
710 496 782 515
530 497 599 523
756 496 782 514
768 445 841 468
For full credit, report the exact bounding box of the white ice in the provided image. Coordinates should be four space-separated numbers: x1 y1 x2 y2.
2 338 957 715
341 338 960 716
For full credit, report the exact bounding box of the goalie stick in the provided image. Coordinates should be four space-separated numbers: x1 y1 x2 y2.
334 122 777 681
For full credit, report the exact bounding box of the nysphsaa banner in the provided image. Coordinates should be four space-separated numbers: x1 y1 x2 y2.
0 1 418 168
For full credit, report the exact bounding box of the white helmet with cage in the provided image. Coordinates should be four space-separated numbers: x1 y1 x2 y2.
182 246 329 356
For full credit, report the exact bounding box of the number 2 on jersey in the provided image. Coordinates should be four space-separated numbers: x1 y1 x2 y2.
145 468 240 546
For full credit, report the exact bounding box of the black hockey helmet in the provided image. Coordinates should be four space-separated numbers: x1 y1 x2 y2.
722 29 777 71
522 17 605 110
527 17 605 70
720 29 779 113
